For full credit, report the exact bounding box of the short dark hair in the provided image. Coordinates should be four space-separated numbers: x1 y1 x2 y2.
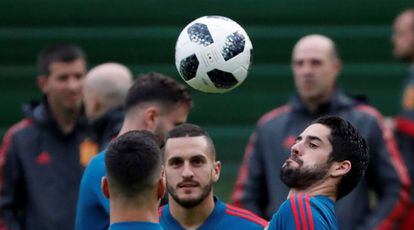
124 72 192 112
105 130 162 197
165 123 216 160
313 116 369 200
37 43 86 76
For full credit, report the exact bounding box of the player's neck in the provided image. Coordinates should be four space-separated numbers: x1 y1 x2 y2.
288 179 337 201
109 199 159 224
118 117 146 136
301 89 334 113
48 99 80 134
169 193 215 230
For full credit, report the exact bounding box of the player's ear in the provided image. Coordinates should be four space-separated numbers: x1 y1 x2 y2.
212 161 221 182
37 76 48 93
157 177 165 201
143 106 159 131
101 176 110 198
330 160 351 177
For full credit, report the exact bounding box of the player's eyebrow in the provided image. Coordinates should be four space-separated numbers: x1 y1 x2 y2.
295 135 323 143
307 135 323 143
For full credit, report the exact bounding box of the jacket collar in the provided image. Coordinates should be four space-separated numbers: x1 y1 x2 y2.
290 89 355 115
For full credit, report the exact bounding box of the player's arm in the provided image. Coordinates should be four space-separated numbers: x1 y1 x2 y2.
0 134 25 230
75 155 110 230
361 111 410 229
232 130 268 218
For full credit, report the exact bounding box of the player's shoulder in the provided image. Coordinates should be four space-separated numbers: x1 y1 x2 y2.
352 103 384 121
83 150 107 179
269 195 336 230
224 203 268 228
257 104 292 127
3 118 35 140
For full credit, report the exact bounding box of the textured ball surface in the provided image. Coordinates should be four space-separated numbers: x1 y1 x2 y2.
175 16 253 93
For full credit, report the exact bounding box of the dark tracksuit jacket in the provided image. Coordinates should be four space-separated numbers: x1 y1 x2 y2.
232 90 411 230
89 106 124 151
0 100 96 230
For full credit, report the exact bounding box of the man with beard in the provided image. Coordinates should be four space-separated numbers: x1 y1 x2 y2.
102 130 164 230
233 34 410 229
160 123 268 230
267 116 369 229
76 72 192 230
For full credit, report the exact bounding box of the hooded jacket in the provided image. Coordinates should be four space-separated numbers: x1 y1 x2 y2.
0 99 96 230
233 90 410 230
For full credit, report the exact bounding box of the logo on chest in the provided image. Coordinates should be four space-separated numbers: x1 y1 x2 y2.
80 138 99 167
36 151 52 165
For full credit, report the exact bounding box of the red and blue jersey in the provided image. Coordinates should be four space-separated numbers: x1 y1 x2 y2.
267 195 337 230
159 198 267 230
109 221 163 230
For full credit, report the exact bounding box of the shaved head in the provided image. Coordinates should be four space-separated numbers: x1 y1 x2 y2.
392 9 414 63
84 63 133 120
291 34 341 110
293 34 338 61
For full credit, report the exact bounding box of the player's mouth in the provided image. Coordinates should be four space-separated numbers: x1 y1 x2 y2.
178 181 199 188
289 156 303 166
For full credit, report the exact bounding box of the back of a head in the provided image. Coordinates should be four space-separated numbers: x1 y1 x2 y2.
165 123 216 160
37 43 86 76
105 130 162 198
85 63 133 111
124 72 192 112
313 116 369 200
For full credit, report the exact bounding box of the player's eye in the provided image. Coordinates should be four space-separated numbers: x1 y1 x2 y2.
191 156 206 167
309 143 318 148
169 158 183 168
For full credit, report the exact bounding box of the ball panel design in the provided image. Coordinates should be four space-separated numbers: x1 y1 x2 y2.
222 31 246 61
179 54 199 81
207 69 238 89
187 23 214 47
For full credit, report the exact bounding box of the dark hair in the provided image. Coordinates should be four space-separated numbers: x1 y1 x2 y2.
124 72 192 111
37 43 86 76
105 130 162 197
313 116 369 200
165 123 216 160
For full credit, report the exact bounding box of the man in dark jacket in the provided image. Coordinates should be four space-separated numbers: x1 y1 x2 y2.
391 9 414 229
0 43 98 230
83 62 133 151
232 34 411 229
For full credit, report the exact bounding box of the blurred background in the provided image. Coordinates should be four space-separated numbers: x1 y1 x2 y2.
0 0 413 201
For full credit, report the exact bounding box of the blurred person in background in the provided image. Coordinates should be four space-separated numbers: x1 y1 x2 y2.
102 130 164 230
76 72 192 230
391 8 414 229
0 43 97 230
233 34 410 229
83 62 133 150
160 123 268 229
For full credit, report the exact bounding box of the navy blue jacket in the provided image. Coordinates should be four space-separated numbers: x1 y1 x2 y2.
0 99 97 230
89 107 124 151
233 90 410 230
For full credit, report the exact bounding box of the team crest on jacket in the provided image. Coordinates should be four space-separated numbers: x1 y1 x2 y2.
80 138 98 167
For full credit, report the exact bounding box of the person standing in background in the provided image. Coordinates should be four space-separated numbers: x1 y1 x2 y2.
83 62 133 151
0 43 97 230
233 34 410 229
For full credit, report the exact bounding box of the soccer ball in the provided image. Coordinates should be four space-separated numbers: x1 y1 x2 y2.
175 16 253 93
